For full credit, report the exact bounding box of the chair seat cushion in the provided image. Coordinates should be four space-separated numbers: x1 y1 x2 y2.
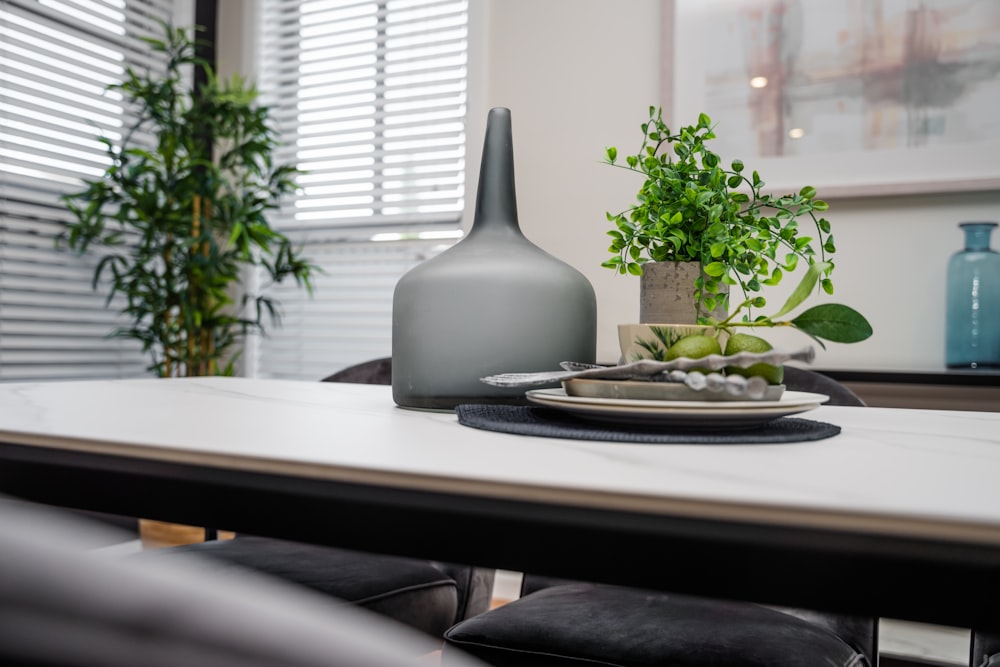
442 583 868 667
139 536 459 637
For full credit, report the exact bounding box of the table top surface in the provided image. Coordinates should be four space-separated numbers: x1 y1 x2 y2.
2 376 999 548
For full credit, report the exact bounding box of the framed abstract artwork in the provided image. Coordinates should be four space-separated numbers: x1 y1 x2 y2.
662 0 1000 197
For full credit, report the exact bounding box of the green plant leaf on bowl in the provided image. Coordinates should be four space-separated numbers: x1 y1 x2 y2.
790 304 874 344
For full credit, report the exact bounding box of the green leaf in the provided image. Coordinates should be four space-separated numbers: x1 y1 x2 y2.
761 266 782 286
791 304 873 343
606 146 617 163
768 261 830 319
799 185 816 199
703 261 726 277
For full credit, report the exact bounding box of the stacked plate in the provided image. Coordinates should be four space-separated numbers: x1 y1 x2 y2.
526 379 829 429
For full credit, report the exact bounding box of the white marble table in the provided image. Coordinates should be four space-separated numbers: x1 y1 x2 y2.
1 376 999 631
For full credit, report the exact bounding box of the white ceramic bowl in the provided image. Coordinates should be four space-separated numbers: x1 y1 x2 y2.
617 323 728 364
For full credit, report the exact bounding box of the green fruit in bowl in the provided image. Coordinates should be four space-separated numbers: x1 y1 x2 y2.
665 334 722 373
723 333 784 385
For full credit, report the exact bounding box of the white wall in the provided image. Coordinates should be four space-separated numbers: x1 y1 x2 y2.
474 0 1000 371
220 0 1000 373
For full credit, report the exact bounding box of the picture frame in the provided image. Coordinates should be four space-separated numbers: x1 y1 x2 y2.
661 0 1000 197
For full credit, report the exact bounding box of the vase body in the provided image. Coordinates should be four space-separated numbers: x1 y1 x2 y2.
392 107 597 409
639 261 727 324
946 221 1000 369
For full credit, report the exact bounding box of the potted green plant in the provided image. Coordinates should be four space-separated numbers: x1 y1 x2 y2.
61 22 315 378
604 106 871 358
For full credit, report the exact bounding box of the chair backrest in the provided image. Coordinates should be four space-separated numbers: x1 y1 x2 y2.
0 497 489 667
972 630 1000 667
321 358 392 385
782 366 866 407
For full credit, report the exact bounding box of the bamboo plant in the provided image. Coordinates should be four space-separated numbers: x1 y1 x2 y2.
62 22 314 377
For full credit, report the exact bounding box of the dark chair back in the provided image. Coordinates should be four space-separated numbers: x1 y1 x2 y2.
971 630 1000 667
321 358 392 385
783 366 866 407
0 497 490 667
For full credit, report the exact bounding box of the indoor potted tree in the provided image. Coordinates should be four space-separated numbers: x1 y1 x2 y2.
604 107 871 364
61 22 314 379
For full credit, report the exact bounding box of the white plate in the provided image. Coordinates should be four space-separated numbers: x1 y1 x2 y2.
525 389 829 429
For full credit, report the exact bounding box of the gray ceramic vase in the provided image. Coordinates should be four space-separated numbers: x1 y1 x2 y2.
391 107 597 410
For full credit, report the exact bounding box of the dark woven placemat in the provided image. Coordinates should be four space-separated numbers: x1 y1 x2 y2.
455 404 840 444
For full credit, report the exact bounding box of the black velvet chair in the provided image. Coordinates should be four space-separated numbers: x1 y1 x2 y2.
0 496 490 667
58 508 141 545
972 630 1000 667
134 358 495 645
782 365 866 407
441 367 876 667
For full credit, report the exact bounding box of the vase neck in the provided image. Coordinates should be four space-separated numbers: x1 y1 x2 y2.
960 221 997 251
467 107 524 240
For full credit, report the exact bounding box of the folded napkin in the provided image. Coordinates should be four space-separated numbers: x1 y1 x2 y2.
455 404 840 444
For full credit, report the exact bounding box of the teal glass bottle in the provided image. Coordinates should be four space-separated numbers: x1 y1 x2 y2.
391 108 597 409
945 222 1000 369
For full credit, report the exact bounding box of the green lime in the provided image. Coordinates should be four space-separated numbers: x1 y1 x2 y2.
724 333 784 385
665 334 722 374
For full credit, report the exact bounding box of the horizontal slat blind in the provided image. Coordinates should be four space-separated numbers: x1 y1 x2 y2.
0 0 180 381
250 0 468 379
258 0 468 231
252 236 452 379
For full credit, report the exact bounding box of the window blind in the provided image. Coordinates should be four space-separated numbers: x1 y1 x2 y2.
0 0 183 381
249 0 468 379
